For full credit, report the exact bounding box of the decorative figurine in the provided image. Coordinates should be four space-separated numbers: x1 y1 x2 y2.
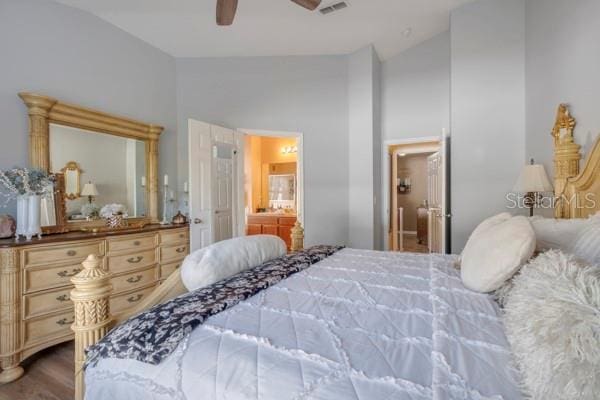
0 214 16 239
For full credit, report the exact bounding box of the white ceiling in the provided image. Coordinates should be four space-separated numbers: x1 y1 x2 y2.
54 0 473 60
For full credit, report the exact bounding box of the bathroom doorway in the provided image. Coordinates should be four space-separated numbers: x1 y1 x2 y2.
238 129 304 250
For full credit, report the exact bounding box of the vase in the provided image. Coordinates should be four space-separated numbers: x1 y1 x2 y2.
26 194 42 240
15 195 28 242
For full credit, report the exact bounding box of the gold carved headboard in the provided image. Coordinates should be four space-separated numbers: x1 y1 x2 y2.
553 104 600 218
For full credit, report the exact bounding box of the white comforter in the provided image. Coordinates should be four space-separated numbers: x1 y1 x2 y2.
86 249 522 400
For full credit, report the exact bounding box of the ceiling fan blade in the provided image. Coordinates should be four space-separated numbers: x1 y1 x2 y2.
216 0 238 26
291 0 322 11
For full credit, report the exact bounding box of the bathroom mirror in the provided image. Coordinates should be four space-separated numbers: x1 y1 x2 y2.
268 174 296 209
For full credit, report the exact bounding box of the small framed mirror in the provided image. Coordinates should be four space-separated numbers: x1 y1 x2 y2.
61 161 82 200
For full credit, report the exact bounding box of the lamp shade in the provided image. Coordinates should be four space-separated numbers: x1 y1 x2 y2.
513 164 553 193
81 182 99 197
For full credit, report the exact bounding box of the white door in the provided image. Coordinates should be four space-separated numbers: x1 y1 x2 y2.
233 131 246 237
213 142 234 243
188 119 213 251
427 151 445 253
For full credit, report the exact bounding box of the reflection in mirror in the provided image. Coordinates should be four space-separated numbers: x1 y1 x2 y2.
268 174 296 210
49 124 147 222
61 161 81 200
40 182 56 227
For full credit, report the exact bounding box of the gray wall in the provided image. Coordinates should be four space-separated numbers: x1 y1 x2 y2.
0 0 177 218
382 32 451 142
450 0 526 252
175 56 349 247
526 0 600 174
372 49 383 250
347 46 381 249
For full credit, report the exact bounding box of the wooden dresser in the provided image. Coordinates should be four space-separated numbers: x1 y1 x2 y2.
0 224 189 381
247 214 297 249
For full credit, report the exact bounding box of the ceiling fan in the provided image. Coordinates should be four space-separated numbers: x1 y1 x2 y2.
216 0 322 26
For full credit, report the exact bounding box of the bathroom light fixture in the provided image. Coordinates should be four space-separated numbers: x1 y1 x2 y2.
281 146 298 155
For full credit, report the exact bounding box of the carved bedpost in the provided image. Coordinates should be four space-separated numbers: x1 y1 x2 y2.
70 255 112 400
291 221 304 252
0 248 24 383
552 104 581 218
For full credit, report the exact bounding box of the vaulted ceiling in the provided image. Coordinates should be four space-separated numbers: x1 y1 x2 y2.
55 0 473 60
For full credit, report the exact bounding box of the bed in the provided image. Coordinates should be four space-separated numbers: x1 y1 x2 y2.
71 104 600 400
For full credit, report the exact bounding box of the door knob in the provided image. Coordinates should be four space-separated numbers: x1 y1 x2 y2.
194 218 202 224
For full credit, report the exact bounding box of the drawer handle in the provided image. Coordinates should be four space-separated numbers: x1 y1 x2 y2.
56 317 74 326
127 256 144 264
57 268 82 278
126 275 143 284
67 250 77 257
56 294 70 302
133 241 141 246
179 234 185 238
176 247 186 254
127 294 143 303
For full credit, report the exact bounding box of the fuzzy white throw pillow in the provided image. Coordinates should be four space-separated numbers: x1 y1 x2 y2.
181 235 287 291
503 250 600 400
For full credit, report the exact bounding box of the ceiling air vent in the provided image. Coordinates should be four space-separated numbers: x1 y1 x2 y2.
319 1 348 15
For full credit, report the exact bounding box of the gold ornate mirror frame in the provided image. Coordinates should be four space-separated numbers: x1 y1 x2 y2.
19 92 163 228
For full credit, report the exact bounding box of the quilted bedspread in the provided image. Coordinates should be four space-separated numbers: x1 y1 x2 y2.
85 249 523 400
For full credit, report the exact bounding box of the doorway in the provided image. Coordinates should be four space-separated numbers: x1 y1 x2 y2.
188 120 304 252
384 137 449 254
239 129 304 250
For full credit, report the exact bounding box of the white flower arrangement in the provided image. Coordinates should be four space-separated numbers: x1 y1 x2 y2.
99 203 128 219
0 167 53 207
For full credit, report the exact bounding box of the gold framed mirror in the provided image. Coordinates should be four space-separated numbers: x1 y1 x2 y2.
19 92 163 230
61 161 82 200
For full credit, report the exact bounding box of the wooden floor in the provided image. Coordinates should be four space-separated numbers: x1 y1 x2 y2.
0 341 74 400
402 233 429 253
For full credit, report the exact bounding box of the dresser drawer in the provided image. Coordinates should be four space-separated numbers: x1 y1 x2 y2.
160 261 182 280
107 248 157 274
24 262 89 293
24 310 74 347
161 244 188 263
111 266 157 294
23 287 73 319
160 229 189 245
110 285 156 314
23 240 104 267
107 233 157 254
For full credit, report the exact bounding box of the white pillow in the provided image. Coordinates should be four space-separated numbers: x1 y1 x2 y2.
570 221 600 265
181 235 287 291
529 216 589 252
455 212 512 268
461 216 535 292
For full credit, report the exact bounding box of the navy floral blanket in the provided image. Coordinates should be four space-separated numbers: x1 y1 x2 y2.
85 245 343 368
